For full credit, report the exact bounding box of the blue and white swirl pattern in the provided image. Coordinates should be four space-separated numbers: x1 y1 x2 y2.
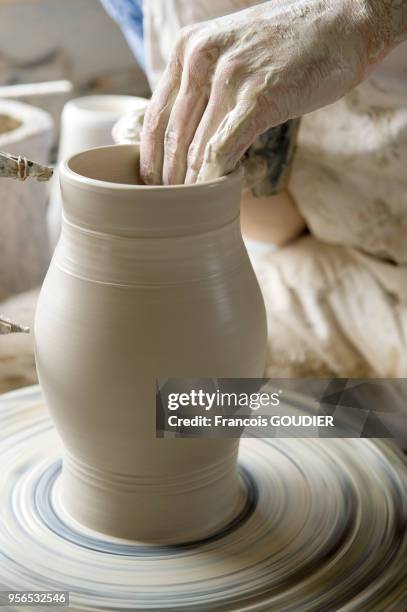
0 386 407 611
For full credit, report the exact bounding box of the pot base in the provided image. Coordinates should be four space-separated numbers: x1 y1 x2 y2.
57 443 247 545
1 386 406 611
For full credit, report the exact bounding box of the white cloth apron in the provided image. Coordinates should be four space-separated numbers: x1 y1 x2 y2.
142 1 407 377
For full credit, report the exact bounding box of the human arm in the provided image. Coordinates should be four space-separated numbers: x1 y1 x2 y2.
140 0 407 185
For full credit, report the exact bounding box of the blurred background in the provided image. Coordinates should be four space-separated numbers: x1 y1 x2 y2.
0 0 149 142
0 0 149 393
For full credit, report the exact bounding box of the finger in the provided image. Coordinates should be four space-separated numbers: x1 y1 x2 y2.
162 42 219 185
197 102 260 183
139 47 183 184
196 90 281 183
112 102 148 144
184 55 250 184
184 86 231 184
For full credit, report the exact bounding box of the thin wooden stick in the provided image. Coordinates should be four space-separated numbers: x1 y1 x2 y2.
0 80 73 99
0 151 53 182
0 316 29 335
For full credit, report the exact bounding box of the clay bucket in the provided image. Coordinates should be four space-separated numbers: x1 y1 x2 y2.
35 144 267 543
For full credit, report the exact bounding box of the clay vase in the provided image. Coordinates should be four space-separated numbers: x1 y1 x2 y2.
35 144 267 543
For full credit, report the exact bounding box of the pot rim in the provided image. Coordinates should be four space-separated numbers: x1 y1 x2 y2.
60 144 242 193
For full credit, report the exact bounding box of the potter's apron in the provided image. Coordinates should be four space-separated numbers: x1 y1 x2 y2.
257 40 407 379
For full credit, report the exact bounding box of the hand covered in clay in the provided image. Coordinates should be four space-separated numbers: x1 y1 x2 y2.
113 105 299 195
140 0 407 185
112 99 149 145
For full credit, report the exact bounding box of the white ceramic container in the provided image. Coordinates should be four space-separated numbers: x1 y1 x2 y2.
47 96 148 250
58 96 147 159
0 99 53 301
35 144 267 543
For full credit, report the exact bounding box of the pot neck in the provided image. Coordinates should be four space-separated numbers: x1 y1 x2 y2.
59 146 243 239
55 215 246 286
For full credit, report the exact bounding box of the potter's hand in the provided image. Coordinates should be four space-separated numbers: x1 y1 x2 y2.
113 106 299 195
140 0 407 185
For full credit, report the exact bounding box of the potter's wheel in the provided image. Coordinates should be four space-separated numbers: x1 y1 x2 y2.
1 387 407 611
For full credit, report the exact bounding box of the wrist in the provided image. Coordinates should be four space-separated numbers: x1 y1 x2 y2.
351 0 407 67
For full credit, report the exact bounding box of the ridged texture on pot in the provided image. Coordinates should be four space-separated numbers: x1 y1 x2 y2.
35 144 267 542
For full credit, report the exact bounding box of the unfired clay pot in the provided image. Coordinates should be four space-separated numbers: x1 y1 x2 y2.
35 144 267 543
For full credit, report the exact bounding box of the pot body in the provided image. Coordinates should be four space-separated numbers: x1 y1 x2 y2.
35 145 267 543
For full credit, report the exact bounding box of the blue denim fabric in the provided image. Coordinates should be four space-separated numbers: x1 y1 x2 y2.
101 0 145 70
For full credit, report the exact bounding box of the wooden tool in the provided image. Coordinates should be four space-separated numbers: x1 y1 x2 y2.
0 150 53 182
0 316 29 335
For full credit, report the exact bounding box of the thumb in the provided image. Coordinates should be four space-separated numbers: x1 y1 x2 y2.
112 101 149 144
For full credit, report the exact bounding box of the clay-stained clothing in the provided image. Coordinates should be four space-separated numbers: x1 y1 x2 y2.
269 43 407 377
